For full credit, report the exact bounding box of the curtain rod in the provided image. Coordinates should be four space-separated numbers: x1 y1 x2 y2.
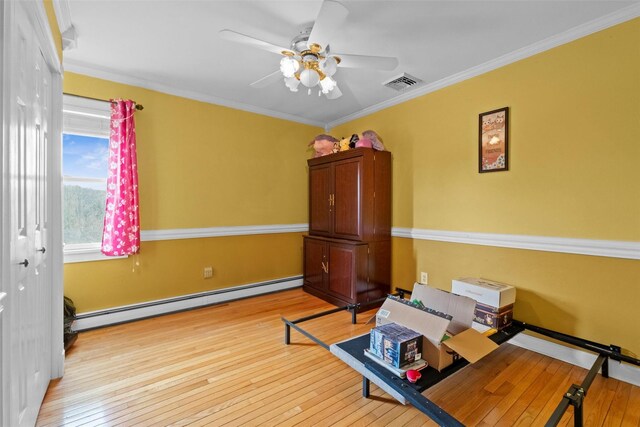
63 93 144 110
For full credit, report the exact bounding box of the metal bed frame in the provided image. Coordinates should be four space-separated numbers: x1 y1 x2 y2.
281 290 640 427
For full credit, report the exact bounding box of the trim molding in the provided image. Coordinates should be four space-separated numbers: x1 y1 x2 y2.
326 3 640 129
392 227 640 260
471 323 640 387
74 276 303 331
52 0 77 50
52 0 72 32
140 223 308 241
63 59 325 128
31 0 62 74
63 222 637 260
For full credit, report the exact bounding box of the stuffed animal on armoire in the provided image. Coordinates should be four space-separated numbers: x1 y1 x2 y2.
361 130 386 151
338 137 350 151
308 134 339 158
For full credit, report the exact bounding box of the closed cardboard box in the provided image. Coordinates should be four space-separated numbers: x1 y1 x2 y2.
474 303 514 329
452 278 516 331
452 278 516 308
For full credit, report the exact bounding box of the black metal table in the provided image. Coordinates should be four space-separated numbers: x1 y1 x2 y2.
283 296 640 427
329 324 525 426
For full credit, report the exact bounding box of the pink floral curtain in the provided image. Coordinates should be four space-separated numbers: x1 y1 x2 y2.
102 99 140 256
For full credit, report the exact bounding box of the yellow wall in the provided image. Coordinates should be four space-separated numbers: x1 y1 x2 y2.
67 233 305 310
64 73 320 312
334 19 640 354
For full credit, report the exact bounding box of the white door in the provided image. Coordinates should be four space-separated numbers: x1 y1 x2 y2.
3 2 56 426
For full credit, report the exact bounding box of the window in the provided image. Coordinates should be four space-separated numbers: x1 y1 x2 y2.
63 133 108 244
62 95 125 263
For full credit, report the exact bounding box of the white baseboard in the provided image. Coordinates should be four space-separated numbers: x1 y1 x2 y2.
472 322 640 387
74 276 302 331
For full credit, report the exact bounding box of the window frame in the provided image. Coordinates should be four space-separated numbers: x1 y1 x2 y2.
62 95 126 263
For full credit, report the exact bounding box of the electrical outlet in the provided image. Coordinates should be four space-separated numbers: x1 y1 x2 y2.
203 267 213 279
420 272 428 284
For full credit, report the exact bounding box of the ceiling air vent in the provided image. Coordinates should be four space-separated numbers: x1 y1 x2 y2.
383 73 423 91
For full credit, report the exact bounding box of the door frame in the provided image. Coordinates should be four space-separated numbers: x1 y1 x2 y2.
0 0 64 423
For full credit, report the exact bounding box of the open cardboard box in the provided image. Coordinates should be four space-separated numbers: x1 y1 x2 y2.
376 283 499 371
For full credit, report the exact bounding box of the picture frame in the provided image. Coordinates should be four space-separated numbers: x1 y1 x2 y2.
479 107 509 173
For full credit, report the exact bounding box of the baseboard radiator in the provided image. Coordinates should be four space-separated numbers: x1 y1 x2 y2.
74 276 303 331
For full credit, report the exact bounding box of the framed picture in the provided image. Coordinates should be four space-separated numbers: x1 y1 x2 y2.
479 107 509 173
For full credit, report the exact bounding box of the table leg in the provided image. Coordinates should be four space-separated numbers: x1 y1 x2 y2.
362 376 370 398
284 323 290 345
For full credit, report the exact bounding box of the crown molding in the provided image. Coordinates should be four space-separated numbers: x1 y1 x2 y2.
52 0 72 32
52 0 77 50
28 0 62 74
63 59 325 128
392 227 640 260
326 3 640 130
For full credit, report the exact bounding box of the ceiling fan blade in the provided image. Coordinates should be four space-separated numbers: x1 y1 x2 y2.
334 53 399 71
250 70 283 88
308 0 349 51
325 84 342 100
219 29 293 56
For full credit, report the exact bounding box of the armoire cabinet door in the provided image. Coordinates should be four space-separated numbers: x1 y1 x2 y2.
303 237 369 305
327 243 356 301
308 164 332 236
303 237 326 292
332 157 363 241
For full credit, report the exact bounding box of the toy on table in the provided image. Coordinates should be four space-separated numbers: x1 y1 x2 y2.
406 369 422 383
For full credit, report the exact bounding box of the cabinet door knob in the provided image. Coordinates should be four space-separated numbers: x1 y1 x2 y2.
18 259 29 267
37 247 46 253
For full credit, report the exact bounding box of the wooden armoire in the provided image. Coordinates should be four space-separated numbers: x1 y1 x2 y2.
303 147 391 307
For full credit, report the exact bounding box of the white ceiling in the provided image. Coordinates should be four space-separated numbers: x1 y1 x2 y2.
62 1 639 128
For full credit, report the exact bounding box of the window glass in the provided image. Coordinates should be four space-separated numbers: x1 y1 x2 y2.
62 133 109 245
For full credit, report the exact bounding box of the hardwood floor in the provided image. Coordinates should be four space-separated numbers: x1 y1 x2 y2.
37 288 640 426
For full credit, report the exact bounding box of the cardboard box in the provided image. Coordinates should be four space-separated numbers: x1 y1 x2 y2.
451 278 516 330
369 322 423 368
474 302 513 330
451 278 516 308
376 284 499 371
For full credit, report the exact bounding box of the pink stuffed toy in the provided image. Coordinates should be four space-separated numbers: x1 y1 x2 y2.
356 138 373 148
308 134 339 158
362 130 386 151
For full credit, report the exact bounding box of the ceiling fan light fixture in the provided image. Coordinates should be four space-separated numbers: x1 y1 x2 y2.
284 76 301 92
280 56 300 78
299 68 320 88
320 76 337 94
320 57 338 77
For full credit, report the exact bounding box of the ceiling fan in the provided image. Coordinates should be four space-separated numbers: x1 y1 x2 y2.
219 0 399 100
